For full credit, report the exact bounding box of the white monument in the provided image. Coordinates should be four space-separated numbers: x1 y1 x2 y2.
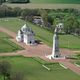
16 24 35 45
56 23 64 33
46 27 60 59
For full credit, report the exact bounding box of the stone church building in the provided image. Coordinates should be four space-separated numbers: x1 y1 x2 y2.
16 24 35 45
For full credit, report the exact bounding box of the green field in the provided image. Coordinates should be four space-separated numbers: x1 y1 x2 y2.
59 35 80 50
5 3 80 10
0 18 80 50
0 56 80 80
0 32 11 38
0 32 23 53
30 0 80 4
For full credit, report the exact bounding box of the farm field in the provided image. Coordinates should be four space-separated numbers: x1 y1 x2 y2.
0 31 23 53
30 0 80 4
0 56 80 80
0 18 80 50
5 3 80 9
4 0 80 9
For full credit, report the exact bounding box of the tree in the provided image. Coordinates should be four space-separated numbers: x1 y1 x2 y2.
10 71 24 80
39 9 48 27
21 9 28 20
0 60 11 80
8 0 30 3
64 16 80 34
48 15 54 25
0 0 2 5
75 28 80 35
0 5 5 17
13 7 22 16
0 0 5 5
0 5 14 17
21 9 39 21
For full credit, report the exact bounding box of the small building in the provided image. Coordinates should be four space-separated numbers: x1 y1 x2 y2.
16 24 35 45
33 16 44 27
56 23 64 33
56 23 63 29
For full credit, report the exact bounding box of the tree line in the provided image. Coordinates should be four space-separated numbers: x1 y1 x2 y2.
0 5 80 35
8 0 30 3
0 0 30 4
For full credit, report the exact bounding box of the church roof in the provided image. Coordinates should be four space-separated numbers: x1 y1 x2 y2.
20 24 35 35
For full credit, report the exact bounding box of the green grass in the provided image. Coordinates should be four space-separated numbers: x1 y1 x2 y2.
0 56 80 80
0 18 80 50
0 31 11 38
71 54 80 66
0 18 25 32
30 0 80 4
0 31 23 53
59 35 80 50
75 61 80 66
73 59 80 66
0 38 23 53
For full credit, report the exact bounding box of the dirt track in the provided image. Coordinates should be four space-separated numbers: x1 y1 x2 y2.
0 26 80 75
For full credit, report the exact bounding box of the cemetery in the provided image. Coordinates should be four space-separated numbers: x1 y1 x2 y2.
0 17 80 80
0 1 80 80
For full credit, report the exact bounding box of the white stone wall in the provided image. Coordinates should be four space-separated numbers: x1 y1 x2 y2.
27 34 35 44
16 34 23 42
23 34 28 44
23 34 35 45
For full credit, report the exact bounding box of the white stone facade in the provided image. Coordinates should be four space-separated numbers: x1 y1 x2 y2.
56 23 64 33
46 27 60 59
46 26 65 60
16 24 35 45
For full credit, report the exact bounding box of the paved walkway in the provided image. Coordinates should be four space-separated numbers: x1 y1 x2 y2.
0 26 80 75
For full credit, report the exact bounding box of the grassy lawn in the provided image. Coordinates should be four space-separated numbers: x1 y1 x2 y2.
73 60 80 66
59 35 80 50
0 31 23 53
70 54 80 66
0 31 11 38
0 56 80 80
30 0 80 4
75 61 80 66
73 54 80 66
0 38 23 53
0 18 25 32
0 18 80 50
